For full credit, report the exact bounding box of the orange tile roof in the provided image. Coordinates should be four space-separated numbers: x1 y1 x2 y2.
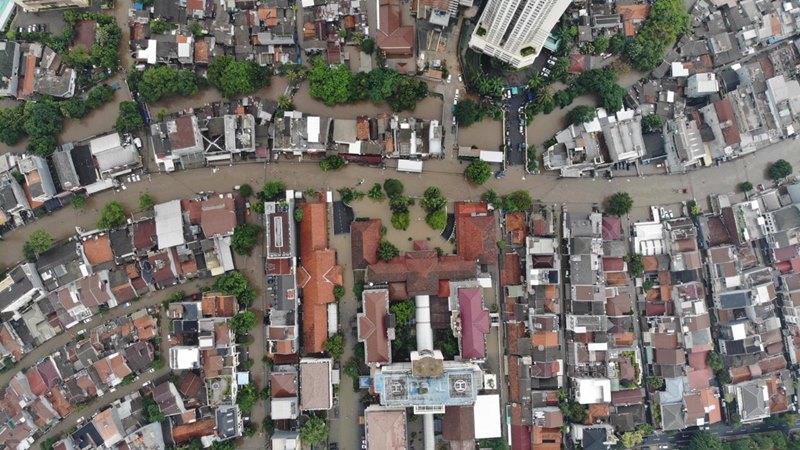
501 253 522 287
201 292 238 317
133 314 158 340
531 331 559 348
506 212 526 245
194 41 209 64
18 53 36 99
299 201 341 354
455 202 497 265
171 418 216 443
83 235 114 266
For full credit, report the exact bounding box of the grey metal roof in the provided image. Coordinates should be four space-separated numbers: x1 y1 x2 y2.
52 150 81 190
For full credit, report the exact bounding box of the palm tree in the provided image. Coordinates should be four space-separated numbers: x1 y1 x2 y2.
527 74 544 90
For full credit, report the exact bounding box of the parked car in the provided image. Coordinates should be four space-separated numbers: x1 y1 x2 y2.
458 74 463 82
446 74 451 83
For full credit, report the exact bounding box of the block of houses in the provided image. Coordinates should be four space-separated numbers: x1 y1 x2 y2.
299 358 334 411
357 288 394 366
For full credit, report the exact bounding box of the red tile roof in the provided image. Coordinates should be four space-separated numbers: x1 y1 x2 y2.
171 418 216 443
442 406 474 441
200 197 237 237
602 216 622 240
299 201 341 354
351 219 382 269
458 287 490 359
26 367 47 397
455 202 497 265
201 292 238 317
376 0 414 56
358 289 392 364
506 212 526 245
367 250 476 297
133 219 157 251
178 372 203 399
501 253 522 287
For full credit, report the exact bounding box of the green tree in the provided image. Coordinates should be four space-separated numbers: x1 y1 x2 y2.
72 195 87 210
324 333 345 359
236 383 259 412
383 179 404 198
26 230 53 257
502 191 533 212
420 187 447 213
367 183 386 201
61 98 88 119
361 37 375 54
149 18 177 34
620 431 644 449
97 201 127 229
768 159 793 180
146 397 165 422
231 224 260 255
230 311 257 336
300 416 328 445
567 105 596 125
333 285 345 301
526 145 538 173
648 376 665 390
116 101 144 134
626 0 690 71
378 240 400 261
211 271 257 305
391 211 410 230
62 44 91 69
477 439 508 450
320 155 346 171
261 181 286 201
390 299 415 324
465 160 492 185
277 95 294 110
453 98 485 127
707 351 724 371
642 114 663 133
188 21 204 37
208 56 270 98
139 192 155 210
0 106 25 145
687 431 724 450
739 181 753 193
426 209 447 230
23 101 63 156
239 184 253 197
293 207 304 222
482 189 500 207
594 36 609 54
308 58 354 105
607 192 633 216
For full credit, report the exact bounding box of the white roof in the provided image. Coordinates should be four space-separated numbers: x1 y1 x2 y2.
479 150 504 163
307 116 321 143
397 160 423 173
671 62 689 77
155 200 185 249
574 378 612 404
170 347 200 370
138 40 157 65
178 42 191 59
90 133 122 154
301 0 314 6
473 394 502 439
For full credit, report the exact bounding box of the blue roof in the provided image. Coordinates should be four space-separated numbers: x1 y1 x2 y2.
373 367 479 407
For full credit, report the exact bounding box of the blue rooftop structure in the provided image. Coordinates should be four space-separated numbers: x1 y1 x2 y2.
373 355 481 408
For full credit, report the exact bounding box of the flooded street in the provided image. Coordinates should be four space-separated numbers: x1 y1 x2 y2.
458 118 503 151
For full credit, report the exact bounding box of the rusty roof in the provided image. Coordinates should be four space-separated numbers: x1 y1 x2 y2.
194 40 209 64
376 0 415 56
201 292 238 317
351 219 382 270
171 418 216 443
178 371 203 399
455 202 497 265
366 251 476 297
200 197 237 237
271 371 298 397
358 289 392 364
133 219 157 251
442 406 474 441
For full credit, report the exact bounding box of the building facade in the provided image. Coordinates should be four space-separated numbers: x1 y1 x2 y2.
469 0 571 68
12 0 90 12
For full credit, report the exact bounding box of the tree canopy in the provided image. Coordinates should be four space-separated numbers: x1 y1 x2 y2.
687 431 723 450
300 416 328 445
211 271 257 306
236 382 259 412
116 101 145 134
261 181 286 201
97 202 127 229
230 311 257 336
607 192 634 216
231 224 261 255
323 333 345 360
465 160 492 185
378 240 400 261
307 58 427 111
26 230 53 258
768 159 793 180
567 105 596 125
383 179 404 198
138 192 155 210
626 0 691 71
502 191 533 212
128 66 204 104
454 99 486 127
642 114 664 133
207 56 270 98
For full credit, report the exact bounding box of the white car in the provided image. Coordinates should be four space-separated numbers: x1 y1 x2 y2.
455 89 459 97
446 74 452 83
458 74 462 82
